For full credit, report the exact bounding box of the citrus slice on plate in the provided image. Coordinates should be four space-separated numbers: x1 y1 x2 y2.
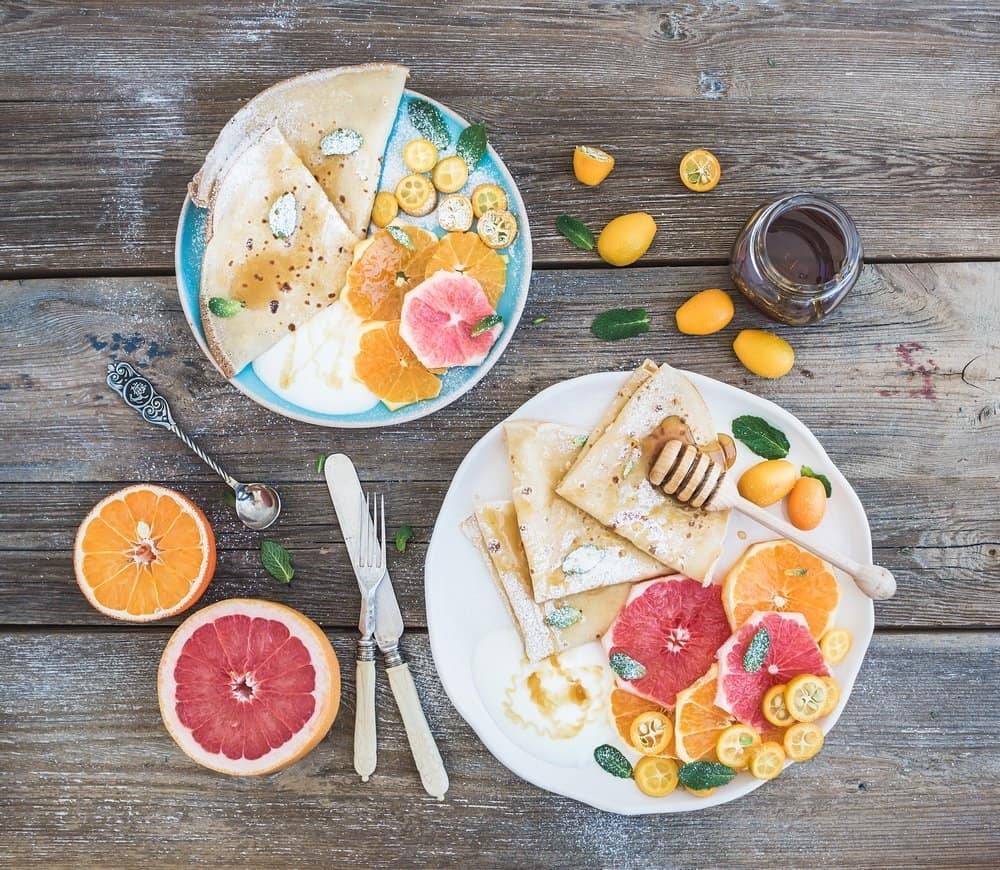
715 723 761 769
722 539 840 639
748 741 786 780
629 710 674 756
783 721 824 761
158 598 341 775
395 173 436 216
432 155 469 193
784 674 828 722
354 319 442 407
633 756 679 797
423 231 507 306
471 183 508 218
345 226 439 321
820 627 852 664
370 191 399 228
673 664 735 763
610 689 671 748
74 484 215 622
402 137 438 173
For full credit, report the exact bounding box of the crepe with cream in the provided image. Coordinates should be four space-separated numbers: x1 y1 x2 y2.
556 362 730 582
505 420 665 602
464 505 630 662
191 64 408 237
200 127 358 379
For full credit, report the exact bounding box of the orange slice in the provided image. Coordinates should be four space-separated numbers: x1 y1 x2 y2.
354 320 441 407
345 226 439 321
722 539 840 640
610 690 674 759
423 231 507 306
74 484 215 622
673 664 735 763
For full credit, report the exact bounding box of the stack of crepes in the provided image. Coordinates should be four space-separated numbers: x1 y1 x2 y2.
465 361 731 661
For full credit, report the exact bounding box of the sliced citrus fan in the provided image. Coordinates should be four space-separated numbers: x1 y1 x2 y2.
423 231 507 306
354 319 442 407
673 664 735 763
74 484 215 622
345 225 438 321
722 539 840 640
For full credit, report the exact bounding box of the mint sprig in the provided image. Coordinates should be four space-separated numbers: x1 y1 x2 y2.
408 99 450 148
743 626 770 673
731 415 790 459
261 540 294 584
471 313 502 337
556 214 596 251
678 761 736 791
801 465 833 497
395 525 413 554
456 123 488 169
591 308 650 341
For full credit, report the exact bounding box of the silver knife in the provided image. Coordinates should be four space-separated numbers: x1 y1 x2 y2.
324 454 449 799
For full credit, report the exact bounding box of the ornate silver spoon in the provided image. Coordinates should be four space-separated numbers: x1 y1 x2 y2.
106 362 281 530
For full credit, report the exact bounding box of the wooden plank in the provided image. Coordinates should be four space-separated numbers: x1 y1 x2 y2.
1 1 999 270
0 629 996 867
0 262 997 627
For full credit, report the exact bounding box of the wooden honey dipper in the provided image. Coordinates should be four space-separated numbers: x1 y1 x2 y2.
650 439 896 600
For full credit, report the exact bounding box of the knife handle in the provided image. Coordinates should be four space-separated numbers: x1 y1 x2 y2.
386 662 449 800
354 638 377 782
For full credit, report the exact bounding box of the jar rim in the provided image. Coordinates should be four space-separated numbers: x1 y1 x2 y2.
753 194 862 297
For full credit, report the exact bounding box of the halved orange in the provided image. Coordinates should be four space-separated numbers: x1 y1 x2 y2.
354 319 441 407
423 231 506 306
673 664 735 763
722 539 840 640
74 484 215 622
345 226 439 321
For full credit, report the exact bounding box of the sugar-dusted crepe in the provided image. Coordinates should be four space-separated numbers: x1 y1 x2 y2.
191 64 408 237
556 362 730 582
464 504 631 662
505 420 665 602
200 127 358 379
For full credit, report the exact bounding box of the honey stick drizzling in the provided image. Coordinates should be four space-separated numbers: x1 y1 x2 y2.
648 439 727 510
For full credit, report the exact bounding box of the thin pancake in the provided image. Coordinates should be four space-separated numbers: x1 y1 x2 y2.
505 420 665 602
556 362 730 582
192 64 408 237
465 504 631 662
200 127 358 379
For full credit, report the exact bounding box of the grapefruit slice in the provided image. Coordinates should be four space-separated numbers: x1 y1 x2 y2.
722 539 840 640
673 664 734 763
158 598 341 776
601 576 731 708
399 270 501 369
423 231 507 305
74 484 215 622
715 610 828 732
345 225 438 321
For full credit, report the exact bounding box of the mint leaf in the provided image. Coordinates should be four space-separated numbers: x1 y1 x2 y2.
320 127 363 156
315 454 327 474
395 525 413 554
268 191 297 239
556 214 596 251
801 465 833 497
544 606 582 629
471 313 502 338
208 297 242 318
594 744 633 778
678 761 736 790
456 123 488 169
222 489 237 508
731 415 790 459
408 99 449 148
261 540 294 584
591 308 650 341
386 225 415 250
530 316 548 326
743 626 770 673
609 651 647 681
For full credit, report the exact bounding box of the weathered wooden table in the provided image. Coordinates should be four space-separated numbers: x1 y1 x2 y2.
2 2 998 866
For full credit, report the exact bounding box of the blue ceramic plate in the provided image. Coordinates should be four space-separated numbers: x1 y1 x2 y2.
175 90 532 428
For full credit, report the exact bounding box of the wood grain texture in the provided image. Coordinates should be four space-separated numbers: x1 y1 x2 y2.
1 1 999 271
1 262 997 628
1 629 997 868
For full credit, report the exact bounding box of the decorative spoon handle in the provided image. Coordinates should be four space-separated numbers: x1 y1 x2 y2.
106 362 239 490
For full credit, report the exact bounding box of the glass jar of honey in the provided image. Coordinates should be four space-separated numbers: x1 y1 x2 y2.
730 193 862 325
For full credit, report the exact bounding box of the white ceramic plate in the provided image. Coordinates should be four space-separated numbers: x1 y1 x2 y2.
426 369 875 815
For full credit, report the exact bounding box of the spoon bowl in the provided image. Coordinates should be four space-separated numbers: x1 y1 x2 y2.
235 483 282 531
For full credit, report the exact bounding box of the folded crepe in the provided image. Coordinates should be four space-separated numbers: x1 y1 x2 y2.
556 362 730 582
505 420 665 602
191 64 408 237
200 127 358 379
464 504 631 662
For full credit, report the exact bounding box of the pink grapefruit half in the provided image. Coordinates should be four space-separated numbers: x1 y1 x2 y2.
399 270 501 368
715 610 828 732
602 575 731 708
158 598 341 775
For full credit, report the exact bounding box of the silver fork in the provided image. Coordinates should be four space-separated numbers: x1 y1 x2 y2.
354 491 386 782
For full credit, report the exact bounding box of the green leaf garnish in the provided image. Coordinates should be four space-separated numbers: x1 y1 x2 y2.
562 544 605 575
222 489 237 508
408 99 450 148
544 606 583 630
572 434 589 448
268 191 297 239
386 225 415 250
731 415 790 459
320 127 363 156
261 540 294 584
785 567 808 576
556 214 596 251
208 297 243 318
609 651 647 681
456 123 488 169
470 313 502 338
742 626 770 673
591 308 650 341
678 761 736 791
395 525 413 554
315 454 327 474
530 316 548 326
594 744 633 778
801 465 833 497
